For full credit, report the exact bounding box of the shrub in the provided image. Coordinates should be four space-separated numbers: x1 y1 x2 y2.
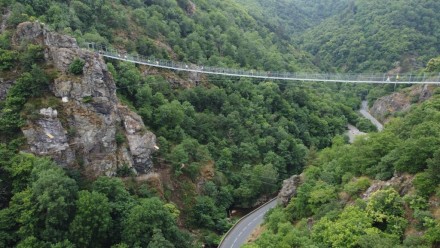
116 164 134 177
0 49 16 70
413 172 436 197
82 96 93 103
19 44 44 70
69 58 85 75
115 131 126 146
343 177 371 197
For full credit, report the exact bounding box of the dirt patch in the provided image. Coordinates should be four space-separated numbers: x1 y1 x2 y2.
246 225 266 243
200 161 215 181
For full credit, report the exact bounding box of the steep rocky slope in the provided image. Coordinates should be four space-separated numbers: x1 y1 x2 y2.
8 22 157 177
370 84 437 123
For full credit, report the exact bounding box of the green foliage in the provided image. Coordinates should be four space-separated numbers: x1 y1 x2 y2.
0 49 17 71
312 206 374 247
116 164 134 177
115 131 126 146
343 177 371 197
426 56 440 72
356 118 377 133
0 65 49 135
19 44 44 70
68 58 85 75
298 0 440 72
91 177 134 245
189 195 228 232
81 96 93 103
413 172 436 197
122 197 190 248
366 188 407 236
69 191 111 247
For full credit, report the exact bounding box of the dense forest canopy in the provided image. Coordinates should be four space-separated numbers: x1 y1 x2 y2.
1 0 440 247
236 0 349 37
245 91 440 248
297 0 440 72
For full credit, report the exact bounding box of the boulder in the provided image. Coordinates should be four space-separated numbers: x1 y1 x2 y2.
277 175 302 206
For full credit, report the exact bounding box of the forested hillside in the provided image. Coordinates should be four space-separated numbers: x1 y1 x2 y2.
2 0 316 71
1 0 440 247
297 0 440 72
0 0 367 247
246 89 440 247
237 0 349 37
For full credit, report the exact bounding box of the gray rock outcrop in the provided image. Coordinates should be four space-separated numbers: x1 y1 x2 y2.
277 175 302 206
13 22 157 177
370 84 435 123
22 107 75 166
362 174 414 199
0 79 13 101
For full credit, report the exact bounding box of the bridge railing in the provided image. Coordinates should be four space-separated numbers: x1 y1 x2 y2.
81 42 440 84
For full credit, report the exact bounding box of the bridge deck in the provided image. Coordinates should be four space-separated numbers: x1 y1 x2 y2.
85 44 440 84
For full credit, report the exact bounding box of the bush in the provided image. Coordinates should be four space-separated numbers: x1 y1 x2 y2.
19 44 44 70
356 118 377 132
115 131 126 146
413 172 436 197
343 177 371 197
0 49 16 70
69 58 85 75
116 164 134 177
82 96 93 103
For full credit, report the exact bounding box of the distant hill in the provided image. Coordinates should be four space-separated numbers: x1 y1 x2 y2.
296 0 440 72
236 0 349 37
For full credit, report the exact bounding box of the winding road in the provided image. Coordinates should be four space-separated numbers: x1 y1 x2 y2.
347 100 384 142
218 198 278 248
219 101 383 248
360 101 383 131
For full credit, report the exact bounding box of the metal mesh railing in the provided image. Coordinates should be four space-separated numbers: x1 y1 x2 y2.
83 42 440 84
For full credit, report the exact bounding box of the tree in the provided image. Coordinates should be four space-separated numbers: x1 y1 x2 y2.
147 229 174 248
0 49 16 70
122 197 187 247
69 191 112 248
312 206 373 248
92 177 134 245
426 56 440 72
68 58 85 75
366 188 407 236
29 166 78 242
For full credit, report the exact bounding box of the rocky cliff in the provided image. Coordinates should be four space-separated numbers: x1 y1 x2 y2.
277 174 302 206
370 85 436 123
12 22 157 177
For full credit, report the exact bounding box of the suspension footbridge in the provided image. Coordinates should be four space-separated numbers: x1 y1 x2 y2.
85 43 440 84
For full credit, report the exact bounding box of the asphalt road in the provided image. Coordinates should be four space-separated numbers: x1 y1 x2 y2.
218 199 278 248
360 100 384 131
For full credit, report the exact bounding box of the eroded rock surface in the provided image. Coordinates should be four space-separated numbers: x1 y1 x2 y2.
362 174 414 199
278 175 302 206
13 22 156 177
22 107 75 166
370 85 435 123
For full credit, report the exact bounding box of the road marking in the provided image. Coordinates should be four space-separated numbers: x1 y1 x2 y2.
230 210 267 247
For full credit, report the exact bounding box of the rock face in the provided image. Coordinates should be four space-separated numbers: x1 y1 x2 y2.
277 175 302 206
14 22 156 177
362 174 414 199
119 106 157 174
22 108 75 166
0 79 13 101
370 85 435 123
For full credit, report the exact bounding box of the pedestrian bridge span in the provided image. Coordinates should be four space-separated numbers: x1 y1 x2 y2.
85 43 440 84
